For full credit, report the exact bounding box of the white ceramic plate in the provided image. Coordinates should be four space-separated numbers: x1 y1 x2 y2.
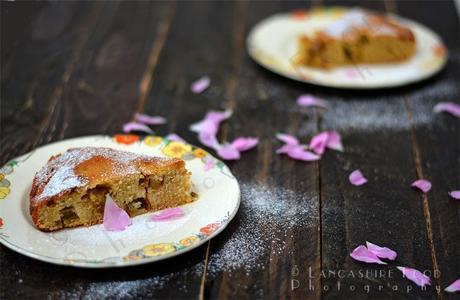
0 135 240 268
247 7 447 89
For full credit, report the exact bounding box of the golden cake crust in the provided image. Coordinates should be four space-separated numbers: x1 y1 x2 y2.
29 147 190 231
294 9 416 68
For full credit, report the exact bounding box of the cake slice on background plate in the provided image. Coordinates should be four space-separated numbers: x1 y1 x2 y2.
294 8 416 69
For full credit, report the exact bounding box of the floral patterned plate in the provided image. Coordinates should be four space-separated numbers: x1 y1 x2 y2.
0 135 240 268
247 7 447 89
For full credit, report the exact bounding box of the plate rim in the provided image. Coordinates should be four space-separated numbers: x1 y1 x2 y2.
0 135 241 268
246 9 448 89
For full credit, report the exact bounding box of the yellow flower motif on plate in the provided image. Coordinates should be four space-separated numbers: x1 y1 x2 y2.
311 7 346 19
162 142 192 158
0 186 10 200
123 255 143 262
179 235 200 247
143 243 175 257
144 136 163 147
192 148 208 159
419 57 442 71
328 7 347 19
0 166 13 200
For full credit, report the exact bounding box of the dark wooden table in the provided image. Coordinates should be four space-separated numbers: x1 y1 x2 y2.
1 1 459 299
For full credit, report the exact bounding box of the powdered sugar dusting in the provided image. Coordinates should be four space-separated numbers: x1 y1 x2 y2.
323 9 397 38
82 275 174 298
324 9 368 38
206 182 318 276
311 80 457 133
33 147 167 201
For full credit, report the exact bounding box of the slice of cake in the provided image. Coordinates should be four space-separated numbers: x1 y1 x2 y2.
294 9 416 69
30 147 197 232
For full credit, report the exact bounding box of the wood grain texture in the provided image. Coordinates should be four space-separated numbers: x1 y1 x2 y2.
203 2 322 299
395 2 460 299
0 1 95 164
1 2 207 299
317 1 459 299
0 0 458 299
141 2 243 296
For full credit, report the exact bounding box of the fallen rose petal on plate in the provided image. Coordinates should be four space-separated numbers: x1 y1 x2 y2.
231 137 259 152
134 113 166 125
433 102 460 118
190 76 210 94
296 94 327 108
216 144 241 160
103 195 132 231
150 207 185 221
397 266 431 287
310 131 329 155
326 131 344 152
122 122 153 134
366 241 397 260
411 179 432 193
350 245 387 264
276 133 299 145
448 190 460 200
349 169 368 186
445 278 460 293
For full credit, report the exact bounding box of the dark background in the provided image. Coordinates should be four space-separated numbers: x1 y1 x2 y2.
0 0 459 299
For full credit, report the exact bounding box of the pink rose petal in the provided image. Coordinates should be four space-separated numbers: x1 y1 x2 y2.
326 131 344 152
191 76 210 94
190 110 256 160
310 132 329 155
411 179 432 193
190 110 232 149
276 143 299 154
103 195 132 231
433 102 460 118
309 131 344 154
296 94 327 108
345 68 360 78
216 144 241 160
350 245 387 264
286 147 320 161
190 119 217 136
448 190 460 200
276 133 319 161
122 122 153 134
198 131 219 149
366 241 397 260
397 266 431 287
151 207 185 221
190 110 232 137
231 137 259 152
445 278 460 293
134 113 166 125
165 133 185 143
205 110 233 124
349 169 368 186
276 133 299 145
